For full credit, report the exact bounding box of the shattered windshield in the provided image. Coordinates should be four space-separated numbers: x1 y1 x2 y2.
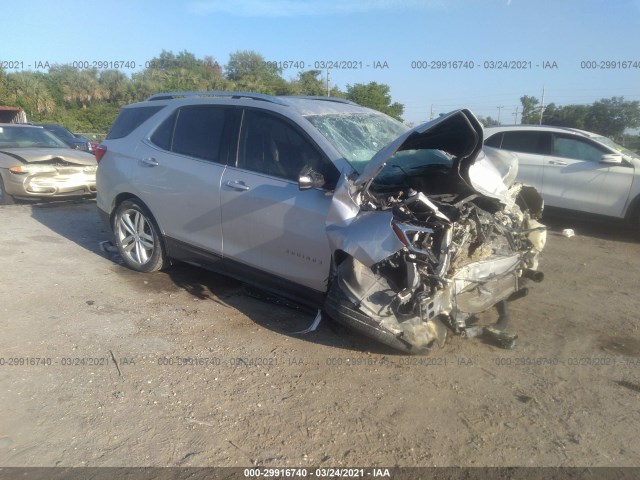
305 113 408 173
0 126 69 149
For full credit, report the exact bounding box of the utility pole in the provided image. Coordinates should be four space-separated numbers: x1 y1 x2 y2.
430 104 434 120
326 69 330 97
496 105 504 123
538 86 545 124
513 106 519 124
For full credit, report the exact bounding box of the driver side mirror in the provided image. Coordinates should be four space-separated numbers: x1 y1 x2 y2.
600 153 623 165
298 165 325 190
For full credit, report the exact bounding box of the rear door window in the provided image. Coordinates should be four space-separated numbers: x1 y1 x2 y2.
150 106 236 164
500 131 550 155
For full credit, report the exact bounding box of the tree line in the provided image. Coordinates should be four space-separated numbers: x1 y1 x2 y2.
2 48 639 149
519 95 640 143
0 50 404 134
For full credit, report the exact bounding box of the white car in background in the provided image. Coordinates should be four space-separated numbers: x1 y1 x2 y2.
484 125 640 225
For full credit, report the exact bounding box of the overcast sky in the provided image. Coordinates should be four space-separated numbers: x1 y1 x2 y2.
4 0 640 124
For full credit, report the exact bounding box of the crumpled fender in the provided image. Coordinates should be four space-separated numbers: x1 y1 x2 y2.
326 173 404 268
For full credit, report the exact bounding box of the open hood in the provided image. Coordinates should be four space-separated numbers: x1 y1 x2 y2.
354 109 483 192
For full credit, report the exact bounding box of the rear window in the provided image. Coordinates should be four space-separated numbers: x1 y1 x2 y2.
172 106 225 161
500 131 549 155
484 133 503 148
106 106 164 140
149 105 230 164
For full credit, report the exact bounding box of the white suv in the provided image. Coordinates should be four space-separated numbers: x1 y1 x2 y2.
485 125 640 224
96 92 546 353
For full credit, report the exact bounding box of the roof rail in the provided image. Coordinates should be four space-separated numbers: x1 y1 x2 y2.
287 95 359 106
145 91 288 106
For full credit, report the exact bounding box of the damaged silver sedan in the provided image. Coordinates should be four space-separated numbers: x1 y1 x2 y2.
0 123 97 204
97 92 545 353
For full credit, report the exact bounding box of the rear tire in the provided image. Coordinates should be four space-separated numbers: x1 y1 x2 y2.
113 200 167 273
0 176 15 205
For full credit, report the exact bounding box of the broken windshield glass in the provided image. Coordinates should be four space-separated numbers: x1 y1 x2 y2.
305 113 408 172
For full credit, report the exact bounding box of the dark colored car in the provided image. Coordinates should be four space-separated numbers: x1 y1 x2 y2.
34 123 93 153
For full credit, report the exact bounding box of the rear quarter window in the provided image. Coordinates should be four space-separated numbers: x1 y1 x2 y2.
484 133 503 148
106 106 165 140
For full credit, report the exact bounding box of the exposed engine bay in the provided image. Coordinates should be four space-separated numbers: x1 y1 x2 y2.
324 109 546 353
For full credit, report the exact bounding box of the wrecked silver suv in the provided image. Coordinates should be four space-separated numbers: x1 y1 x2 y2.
96 92 545 353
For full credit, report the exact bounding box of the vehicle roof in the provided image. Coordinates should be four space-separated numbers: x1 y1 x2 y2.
0 123 43 129
34 123 66 128
124 91 377 116
484 124 594 137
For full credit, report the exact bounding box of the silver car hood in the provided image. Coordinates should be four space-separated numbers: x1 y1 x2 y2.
354 109 482 189
0 148 96 166
351 109 517 205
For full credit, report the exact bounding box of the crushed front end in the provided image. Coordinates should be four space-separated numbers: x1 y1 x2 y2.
323 110 546 353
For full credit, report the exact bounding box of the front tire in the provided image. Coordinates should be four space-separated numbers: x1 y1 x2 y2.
113 200 167 272
0 176 15 205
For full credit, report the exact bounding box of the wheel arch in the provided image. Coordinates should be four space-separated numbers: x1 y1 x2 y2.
111 194 171 266
624 193 640 225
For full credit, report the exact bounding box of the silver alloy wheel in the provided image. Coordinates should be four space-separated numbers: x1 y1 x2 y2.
116 208 156 266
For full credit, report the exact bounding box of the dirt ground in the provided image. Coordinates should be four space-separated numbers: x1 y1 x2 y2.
1 199 639 469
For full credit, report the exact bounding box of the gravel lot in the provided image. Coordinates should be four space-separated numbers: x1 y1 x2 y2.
1 199 640 469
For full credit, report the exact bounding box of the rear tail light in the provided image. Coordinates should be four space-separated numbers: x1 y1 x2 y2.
95 144 107 163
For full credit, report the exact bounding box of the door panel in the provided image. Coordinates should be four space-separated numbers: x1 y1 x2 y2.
513 151 545 192
542 134 633 216
133 143 225 254
219 109 335 293
499 131 549 194
131 105 236 254
220 167 331 292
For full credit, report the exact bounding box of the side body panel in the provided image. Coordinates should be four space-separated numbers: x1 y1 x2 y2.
219 166 332 292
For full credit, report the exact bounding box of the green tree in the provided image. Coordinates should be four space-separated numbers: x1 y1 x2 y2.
133 49 230 97
345 82 404 120
0 67 12 104
520 95 540 124
290 70 326 96
585 97 640 141
478 115 500 127
541 103 590 129
225 50 289 94
8 72 56 118
534 97 640 141
99 70 130 103
48 66 105 108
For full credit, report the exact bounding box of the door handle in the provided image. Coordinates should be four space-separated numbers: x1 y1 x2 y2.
225 180 250 191
140 157 159 167
548 160 568 166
